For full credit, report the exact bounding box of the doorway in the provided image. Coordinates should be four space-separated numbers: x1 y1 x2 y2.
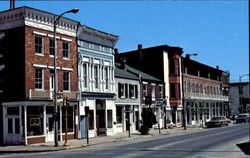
96 99 106 136
46 114 54 142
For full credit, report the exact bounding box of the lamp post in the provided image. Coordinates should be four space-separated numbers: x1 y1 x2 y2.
182 53 198 130
53 8 79 147
239 74 249 113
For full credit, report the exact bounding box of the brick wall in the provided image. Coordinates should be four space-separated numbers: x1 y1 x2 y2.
25 26 78 94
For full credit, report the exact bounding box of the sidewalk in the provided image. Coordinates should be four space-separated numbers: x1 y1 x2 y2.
0 126 203 154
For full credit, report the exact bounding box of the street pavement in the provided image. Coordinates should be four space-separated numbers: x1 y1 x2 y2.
0 123 249 158
0 125 203 153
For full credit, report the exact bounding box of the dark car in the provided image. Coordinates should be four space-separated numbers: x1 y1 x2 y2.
235 114 250 124
205 116 230 128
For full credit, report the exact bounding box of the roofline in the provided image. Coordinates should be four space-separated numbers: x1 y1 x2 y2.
0 6 80 24
120 44 183 55
182 56 225 73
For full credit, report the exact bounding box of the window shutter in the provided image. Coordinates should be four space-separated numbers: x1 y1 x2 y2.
135 85 138 98
125 84 128 98
118 83 121 98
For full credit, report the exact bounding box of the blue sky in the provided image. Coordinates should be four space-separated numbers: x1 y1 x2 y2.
0 1 248 82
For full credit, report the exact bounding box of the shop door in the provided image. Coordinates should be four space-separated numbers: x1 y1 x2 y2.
46 114 54 142
5 116 21 144
80 116 86 139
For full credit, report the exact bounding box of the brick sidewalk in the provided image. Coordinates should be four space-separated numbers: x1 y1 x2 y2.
0 126 203 154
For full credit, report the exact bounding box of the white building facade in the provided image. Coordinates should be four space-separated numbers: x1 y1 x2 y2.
77 25 118 138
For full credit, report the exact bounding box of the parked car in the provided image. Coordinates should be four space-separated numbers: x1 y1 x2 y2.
235 114 250 124
205 116 230 128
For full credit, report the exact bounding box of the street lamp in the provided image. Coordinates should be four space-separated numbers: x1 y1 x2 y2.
239 74 249 113
182 53 198 130
53 8 79 147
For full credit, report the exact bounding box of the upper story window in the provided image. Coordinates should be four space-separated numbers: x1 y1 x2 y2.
35 36 43 54
105 67 109 89
169 58 179 75
49 38 55 56
129 84 138 99
118 83 127 98
83 63 88 88
143 84 147 100
170 83 176 98
151 85 155 101
175 59 179 75
35 68 43 89
159 86 163 98
63 41 70 58
94 65 99 89
63 71 70 91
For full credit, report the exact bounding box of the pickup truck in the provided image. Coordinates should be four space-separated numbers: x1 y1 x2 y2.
205 116 230 127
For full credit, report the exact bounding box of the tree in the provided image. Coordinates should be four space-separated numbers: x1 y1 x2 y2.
140 108 157 135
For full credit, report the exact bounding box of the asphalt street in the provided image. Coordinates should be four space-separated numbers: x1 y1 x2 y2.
1 124 249 158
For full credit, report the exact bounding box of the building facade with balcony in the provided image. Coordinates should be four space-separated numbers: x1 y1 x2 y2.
119 44 183 127
115 62 141 133
229 82 249 115
0 7 79 145
182 56 230 126
77 25 118 138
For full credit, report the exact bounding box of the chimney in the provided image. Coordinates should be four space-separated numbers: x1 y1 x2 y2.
216 65 219 70
10 0 15 10
185 54 190 60
120 58 127 70
137 44 142 68
114 48 119 63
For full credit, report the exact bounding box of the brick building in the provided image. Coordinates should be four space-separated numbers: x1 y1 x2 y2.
0 7 79 145
183 55 230 126
119 44 183 126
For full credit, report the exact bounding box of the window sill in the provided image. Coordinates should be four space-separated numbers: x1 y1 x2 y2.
35 89 45 91
63 57 70 60
63 90 71 93
49 55 58 58
35 53 44 56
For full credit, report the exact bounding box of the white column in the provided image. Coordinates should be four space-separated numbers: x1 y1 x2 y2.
24 105 27 145
59 106 62 141
43 105 46 137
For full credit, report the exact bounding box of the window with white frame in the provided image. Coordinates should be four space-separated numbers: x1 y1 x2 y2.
159 86 163 98
63 41 70 58
129 84 137 99
63 71 70 91
118 83 126 98
35 36 43 54
83 63 88 88
143 84 147 100
49 38 55 56
94 65 99 88
35 68 43 89
105 67 109 89
151 85 155 101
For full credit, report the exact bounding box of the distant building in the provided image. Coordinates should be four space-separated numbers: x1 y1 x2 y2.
119 44 183 126
229 82 249 115
77 25 118 138
115 61 141 133
0 7 79 145
183 56 230 126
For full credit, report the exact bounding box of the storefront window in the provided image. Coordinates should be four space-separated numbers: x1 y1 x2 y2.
107 110 112 128
62 106 73 133
88 110 94 130
27 106 44 136
116 106 123 124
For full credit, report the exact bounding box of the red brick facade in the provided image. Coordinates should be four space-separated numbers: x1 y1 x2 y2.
24 26 78 93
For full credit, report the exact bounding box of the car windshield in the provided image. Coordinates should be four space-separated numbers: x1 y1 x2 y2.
238 115 247 118
211 117 221 120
